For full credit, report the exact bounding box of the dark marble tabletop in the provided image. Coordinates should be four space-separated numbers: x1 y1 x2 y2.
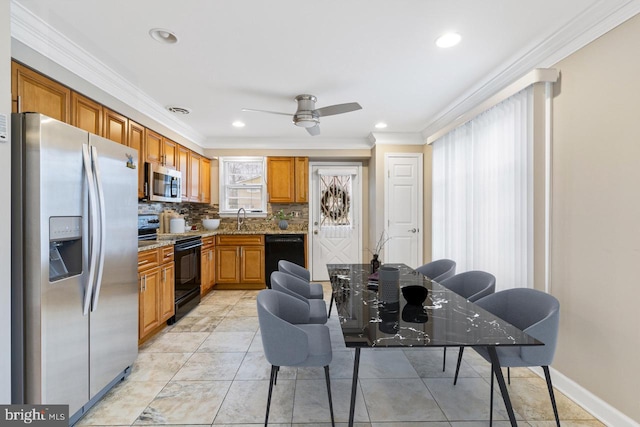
327 263 541 349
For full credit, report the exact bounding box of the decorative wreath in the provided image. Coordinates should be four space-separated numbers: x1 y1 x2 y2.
321 184 350 221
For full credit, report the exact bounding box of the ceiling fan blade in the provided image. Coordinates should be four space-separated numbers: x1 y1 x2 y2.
241 108 292 116
306 124 321 136
315 102 362 117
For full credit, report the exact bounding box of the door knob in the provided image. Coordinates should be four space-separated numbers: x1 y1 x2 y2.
409 228 417 233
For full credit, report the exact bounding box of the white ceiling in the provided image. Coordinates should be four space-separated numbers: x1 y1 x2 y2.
10 0 640 148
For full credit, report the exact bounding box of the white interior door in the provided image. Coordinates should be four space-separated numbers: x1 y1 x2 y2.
310 163 362 281
384 154 423 268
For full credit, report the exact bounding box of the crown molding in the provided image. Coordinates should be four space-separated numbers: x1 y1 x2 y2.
369 132 424 146
421 0 640 141
204 136 373 150
9 0 207 145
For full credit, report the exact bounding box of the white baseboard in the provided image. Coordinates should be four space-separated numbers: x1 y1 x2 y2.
528 366 639 427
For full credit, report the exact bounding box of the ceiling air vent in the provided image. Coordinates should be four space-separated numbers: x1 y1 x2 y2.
166 106 192 115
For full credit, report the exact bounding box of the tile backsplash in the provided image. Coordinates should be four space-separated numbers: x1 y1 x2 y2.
138 202 308 231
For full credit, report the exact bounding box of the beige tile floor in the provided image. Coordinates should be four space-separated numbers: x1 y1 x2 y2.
76 286 605 427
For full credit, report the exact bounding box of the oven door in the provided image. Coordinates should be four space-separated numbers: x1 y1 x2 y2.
171 239 201 323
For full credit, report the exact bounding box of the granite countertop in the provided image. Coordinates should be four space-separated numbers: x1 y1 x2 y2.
138 228 308 252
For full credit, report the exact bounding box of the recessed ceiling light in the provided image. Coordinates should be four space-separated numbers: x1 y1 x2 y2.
149 28 179 44
435 32 461 48
166 105 191 114
375 122 388 129
232 121 245 128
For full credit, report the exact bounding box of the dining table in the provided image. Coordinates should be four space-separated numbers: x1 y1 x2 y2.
327 263 542 427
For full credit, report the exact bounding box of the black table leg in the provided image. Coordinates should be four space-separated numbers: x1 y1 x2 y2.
348 348 361 427
486 347 518 426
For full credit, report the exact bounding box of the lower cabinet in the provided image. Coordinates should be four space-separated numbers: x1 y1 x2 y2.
201 236 216 295
138 246 175 343
215 235 265 290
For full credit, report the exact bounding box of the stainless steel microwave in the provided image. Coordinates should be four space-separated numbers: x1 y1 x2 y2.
144 163 182 202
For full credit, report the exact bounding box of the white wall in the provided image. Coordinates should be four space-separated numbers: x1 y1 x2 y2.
551 13 640 423
1 0 13 404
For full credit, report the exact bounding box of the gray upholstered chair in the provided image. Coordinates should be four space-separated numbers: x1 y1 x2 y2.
459 288 561 426
277 260 324 299
438 270 496 373
414 258 456 283
256 289 335 426
270 271 328 324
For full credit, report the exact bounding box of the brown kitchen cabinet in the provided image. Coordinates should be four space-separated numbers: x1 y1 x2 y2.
201 157 211 204
144 128 164 167
128 120 145 199
138 246 175 344
200 236 216 296
71 92 103 135
267 157 309 203
12 61 71 123
189 152 201 202
215 235 265 290
294 156 309 203
103 108 128 145
162 137 178 169
177 145 190 200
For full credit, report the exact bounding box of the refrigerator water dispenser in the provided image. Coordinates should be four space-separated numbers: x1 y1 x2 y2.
49 216 82 282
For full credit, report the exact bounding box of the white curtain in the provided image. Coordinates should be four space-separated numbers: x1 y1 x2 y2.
432 87 533 291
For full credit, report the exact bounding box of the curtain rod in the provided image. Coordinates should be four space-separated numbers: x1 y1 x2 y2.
425 68 558 145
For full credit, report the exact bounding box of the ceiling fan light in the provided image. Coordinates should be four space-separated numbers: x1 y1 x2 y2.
375 122 388 129
294 118 318 128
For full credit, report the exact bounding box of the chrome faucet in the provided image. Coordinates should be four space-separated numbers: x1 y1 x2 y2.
237 208 246 231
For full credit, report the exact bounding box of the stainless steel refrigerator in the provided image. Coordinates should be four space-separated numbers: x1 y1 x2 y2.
11 113 139 424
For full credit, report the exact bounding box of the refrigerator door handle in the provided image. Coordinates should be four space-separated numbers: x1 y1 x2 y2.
90 146 107 312
82 143 99 316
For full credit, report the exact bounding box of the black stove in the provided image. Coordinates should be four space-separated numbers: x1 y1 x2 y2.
138 214 160 241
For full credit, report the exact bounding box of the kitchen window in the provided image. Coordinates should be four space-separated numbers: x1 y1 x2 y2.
218 156 267 216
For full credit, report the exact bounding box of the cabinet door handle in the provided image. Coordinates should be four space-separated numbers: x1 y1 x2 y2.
140 276 144 293
162 268 166 282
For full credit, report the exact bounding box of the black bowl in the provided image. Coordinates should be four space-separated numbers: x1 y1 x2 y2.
402 304 428 323
401 285 428 305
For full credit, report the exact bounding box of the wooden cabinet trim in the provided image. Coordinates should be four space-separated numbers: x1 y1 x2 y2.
215 235 264 246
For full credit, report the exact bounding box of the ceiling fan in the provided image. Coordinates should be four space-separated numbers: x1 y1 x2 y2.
242 94 362 136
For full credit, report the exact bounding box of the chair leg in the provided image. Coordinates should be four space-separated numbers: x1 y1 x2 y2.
490 365 494 426
324 366 336 427
507 366 511 384
265 365 278 426
543 366 561 427
274 366 280 385
453 346 465 385
328 294 334 318
442 347 447 371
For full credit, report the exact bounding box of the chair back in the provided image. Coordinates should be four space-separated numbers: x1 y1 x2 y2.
415 259 456 282
278 260 311 282
475 288 560 366
256 290 310 366
440 270 496 302
271 270 312 301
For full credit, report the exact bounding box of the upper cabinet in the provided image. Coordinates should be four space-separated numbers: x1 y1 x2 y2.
71 92 103 135
10 60 213 203
12 61 71 123
201 157 211 204
128 120 145 199
267 157 309 203
144 129 164 166
103 108 128 145
162 137 178 169
177 145 190 200
294 157 309 203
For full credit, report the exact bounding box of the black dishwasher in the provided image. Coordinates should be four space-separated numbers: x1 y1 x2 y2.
265 234 306 288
